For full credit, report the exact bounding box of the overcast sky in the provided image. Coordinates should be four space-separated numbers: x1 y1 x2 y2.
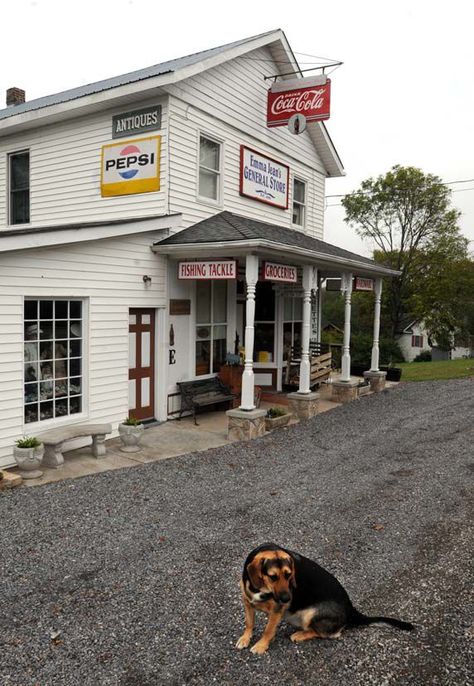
2 0 473 256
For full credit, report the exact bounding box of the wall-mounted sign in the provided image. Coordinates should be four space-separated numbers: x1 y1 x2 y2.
262 261 298 283
112 105 162 139
267 78 331 128
240 146 289 209
178 260 237 280
354 276 374 291
101 136 161 197
169 299 191 315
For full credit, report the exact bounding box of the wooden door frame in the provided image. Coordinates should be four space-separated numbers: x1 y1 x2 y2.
129 308 155 421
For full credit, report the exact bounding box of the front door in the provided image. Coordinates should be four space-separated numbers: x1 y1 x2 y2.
129 308 155 421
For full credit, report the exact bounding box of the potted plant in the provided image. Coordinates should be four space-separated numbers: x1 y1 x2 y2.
118 417 145 452
13 436 44 479
265 407 291 431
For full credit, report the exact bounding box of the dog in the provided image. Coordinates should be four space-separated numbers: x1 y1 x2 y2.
236 543 414 655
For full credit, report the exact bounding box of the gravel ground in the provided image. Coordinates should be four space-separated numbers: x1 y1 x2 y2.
1 379 473 686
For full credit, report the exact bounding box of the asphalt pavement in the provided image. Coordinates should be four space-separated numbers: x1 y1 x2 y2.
1 378 473 685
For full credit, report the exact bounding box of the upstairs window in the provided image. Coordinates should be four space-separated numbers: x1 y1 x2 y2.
292 178 306 227
9 150 30 225
198 135 221 201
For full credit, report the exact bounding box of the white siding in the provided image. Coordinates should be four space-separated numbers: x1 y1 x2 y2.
0 230 167 468
0 97 168 230
167 46 326 238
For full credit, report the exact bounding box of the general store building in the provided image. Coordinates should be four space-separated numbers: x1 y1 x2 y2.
0 30 397 468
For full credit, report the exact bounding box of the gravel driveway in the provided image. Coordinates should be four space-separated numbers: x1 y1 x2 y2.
1 379 473 686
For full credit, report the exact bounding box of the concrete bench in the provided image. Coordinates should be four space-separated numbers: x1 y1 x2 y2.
38 423 112 469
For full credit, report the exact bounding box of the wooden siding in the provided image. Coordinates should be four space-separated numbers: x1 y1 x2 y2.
0 231 167 468
0 97 168 230
167 46 326 238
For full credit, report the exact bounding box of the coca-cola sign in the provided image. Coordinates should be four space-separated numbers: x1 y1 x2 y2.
267 79 331 128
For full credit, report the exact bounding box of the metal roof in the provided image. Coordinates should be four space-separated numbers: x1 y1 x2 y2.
0 30 278 121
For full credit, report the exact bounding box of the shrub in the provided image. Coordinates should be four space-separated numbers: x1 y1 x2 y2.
413 350 432 362
15 436 42 449
122 417 142 426
266 407 287 419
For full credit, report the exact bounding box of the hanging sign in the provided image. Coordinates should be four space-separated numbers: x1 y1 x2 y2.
112 105 162 139
262 261 298 283
178 260 237 280
353 276 374 291
101 136 161 197
239 146 289 208
267 77 331 128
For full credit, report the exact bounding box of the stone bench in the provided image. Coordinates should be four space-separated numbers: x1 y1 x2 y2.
38 423 112 469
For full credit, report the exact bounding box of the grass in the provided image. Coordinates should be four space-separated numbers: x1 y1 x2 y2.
398 357 474 381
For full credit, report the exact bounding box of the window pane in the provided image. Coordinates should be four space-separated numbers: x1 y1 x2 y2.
24 343 38 362
10 153 29 189
70 396 82 415
283 323 293 360
294 298 303 320
24 383 38 403
40 341 53 360
213 324 227 340
40 361 53 380
196 281 211 323
24 321 39 341
254 323 275 360
25 362 38 381
292 202 304 226
24 300 37 320
284 297 292 321
293 179 305 203
199 137 220 171
40 321 53 340
196 340 211 376
213 336 227 372
199 169 218 200
213 281 227 323
40 401 54 421
293 321 302 350
25 404 38 424
54 341 67 359
11 190 30 224
69 377 82 395
55 398 69 417
70 301 82 318
255 282 275 321
40 301 53 319
70 320 81 338
55 300 68 319
40 381 54 400
69 339 81 358
55 379 68 397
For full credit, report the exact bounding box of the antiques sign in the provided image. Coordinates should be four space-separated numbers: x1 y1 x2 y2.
353 276 374 291
101 136 161 197
240 146 289 209
267 77 331 128
262 261 298 283
112 105 162 138
178 261 237 279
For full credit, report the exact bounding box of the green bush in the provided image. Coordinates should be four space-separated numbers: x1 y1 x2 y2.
266 407 287 418
413 350 432 362
350 334 404 366
122 417 142 426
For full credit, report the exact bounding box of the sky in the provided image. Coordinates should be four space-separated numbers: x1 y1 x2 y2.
1 0 473 257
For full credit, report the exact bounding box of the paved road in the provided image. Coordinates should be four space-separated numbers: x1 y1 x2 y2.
1 379 473 685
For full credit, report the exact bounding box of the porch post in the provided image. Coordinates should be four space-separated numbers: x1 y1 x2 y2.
240 254 259 410
370 278 383 372
340 272 353 382
298 265 316 394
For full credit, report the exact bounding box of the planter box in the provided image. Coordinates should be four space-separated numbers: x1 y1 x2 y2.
265 413 291 431
380 366 402 382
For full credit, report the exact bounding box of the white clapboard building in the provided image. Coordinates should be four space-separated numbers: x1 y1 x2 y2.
0 30 398 468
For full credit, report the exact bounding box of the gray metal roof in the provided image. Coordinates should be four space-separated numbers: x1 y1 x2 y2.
155 211 396 274
0 30 278 121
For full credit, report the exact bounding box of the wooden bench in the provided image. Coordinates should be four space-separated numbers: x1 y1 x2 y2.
38 423 112 469
285 344 332 389
177 378 237 425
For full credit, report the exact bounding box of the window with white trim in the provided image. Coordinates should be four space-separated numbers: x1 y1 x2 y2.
24 299 83 424
195 281 227 376
9 150 30 225
411 335 424 348
198 135 221 201
292 178 306 227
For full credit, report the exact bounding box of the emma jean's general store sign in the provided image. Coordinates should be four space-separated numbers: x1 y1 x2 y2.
267 78 331 127
178 261 237 279
112 105 162 138
263 261 297 283
240 146 289 209
101 136 161 197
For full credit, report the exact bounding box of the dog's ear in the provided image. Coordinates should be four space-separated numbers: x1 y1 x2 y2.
247 556 264 589
288 555 297 589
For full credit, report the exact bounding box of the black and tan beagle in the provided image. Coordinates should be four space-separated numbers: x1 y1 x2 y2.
236 543 414 654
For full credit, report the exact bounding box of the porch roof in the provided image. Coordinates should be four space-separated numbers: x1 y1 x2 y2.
152 211 400 278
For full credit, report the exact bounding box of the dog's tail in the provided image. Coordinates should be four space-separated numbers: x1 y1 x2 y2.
349 608 414 632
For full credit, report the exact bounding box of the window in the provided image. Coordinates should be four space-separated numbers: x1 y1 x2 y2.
9 150 30 225
412 335 424 348
198 135 221 201
195 281 227 375
254 282 276 362
292 178 306 227
24 299 83 424
283 296 303 360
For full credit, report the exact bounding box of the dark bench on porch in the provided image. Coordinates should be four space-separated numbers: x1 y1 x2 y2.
177 378 237 425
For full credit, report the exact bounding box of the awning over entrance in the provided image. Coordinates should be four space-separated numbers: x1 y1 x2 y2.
151 211 399 278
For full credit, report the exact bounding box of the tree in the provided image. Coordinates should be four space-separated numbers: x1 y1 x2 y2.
341 165 466 338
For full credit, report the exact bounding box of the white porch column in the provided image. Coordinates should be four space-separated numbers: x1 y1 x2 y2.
370 278 383 372
340 272 353 382
240 254 259 410
298 265 317 394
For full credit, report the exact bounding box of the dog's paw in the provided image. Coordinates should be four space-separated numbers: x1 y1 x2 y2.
235 634 251 650
290 631 306 643
250 640 269 655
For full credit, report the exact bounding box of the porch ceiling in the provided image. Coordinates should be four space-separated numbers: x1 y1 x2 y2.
152 211 400 278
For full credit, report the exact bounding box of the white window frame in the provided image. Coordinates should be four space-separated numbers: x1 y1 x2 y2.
292 176 306 228
196 131 223 207
8 149 30 226
23 297 88 430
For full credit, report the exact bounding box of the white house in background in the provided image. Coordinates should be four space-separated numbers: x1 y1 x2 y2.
0 29 398 468
397 320 473 362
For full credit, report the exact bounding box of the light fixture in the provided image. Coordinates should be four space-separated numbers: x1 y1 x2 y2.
142 275 152 285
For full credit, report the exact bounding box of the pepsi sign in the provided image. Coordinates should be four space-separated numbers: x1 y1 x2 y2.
101 136 161 197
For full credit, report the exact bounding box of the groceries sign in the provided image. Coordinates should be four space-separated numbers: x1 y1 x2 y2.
101 136 161 197
178 261 237 279
267 76 331 128
240 146 289 209
263 261 298 283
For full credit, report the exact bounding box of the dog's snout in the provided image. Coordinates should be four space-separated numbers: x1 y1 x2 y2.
279 592 291 603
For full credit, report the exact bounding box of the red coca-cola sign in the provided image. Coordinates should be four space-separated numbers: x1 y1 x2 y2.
267 79 331 127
